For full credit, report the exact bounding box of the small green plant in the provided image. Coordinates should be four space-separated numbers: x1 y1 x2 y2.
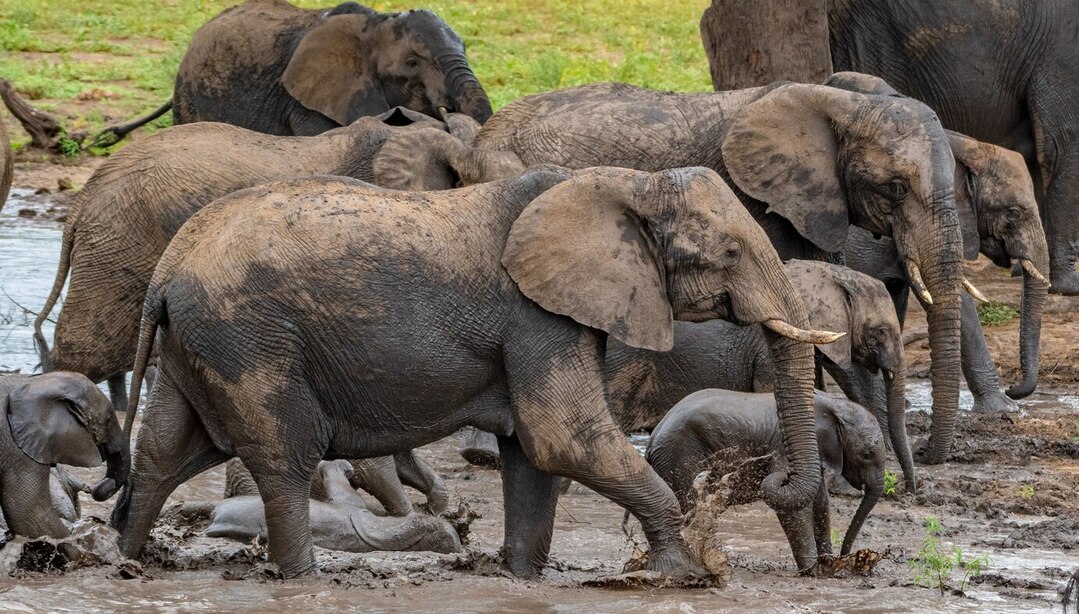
1018 484 1035 499
977 301 1019 327
910 515 990 596
830 527 841 550
57 135 80 158
883 469 899 497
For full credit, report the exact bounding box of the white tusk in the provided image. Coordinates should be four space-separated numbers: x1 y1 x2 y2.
1020 259 1049 285
963 278 989 303
763 319 846 344
903 259 933 305
437 106 450 122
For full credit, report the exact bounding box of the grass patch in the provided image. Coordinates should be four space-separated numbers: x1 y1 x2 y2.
0 0 713 139
977 301 1019 327
910 515 989 596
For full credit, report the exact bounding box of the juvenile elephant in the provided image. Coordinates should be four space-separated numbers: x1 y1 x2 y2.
476 77 965 463
203 460 462 554
110 167 841 579
645 389 886 570
463 260 915 491
0 373 126 540
96 1 491 145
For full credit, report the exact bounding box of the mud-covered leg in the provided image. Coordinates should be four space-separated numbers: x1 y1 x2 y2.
243 448 322 577
811 478 832 557
960 295 1018 413
113 373 227 558
497 433 561 577
393 450 449 514
776 505 818 572
346 456 413 516
107 374 127 415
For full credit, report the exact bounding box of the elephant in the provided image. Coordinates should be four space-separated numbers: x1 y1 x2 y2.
94 0 491 146
644 389 886 571
0 373 126 541
462 259 915 491
0 119 12 213
826 72 1050 412
108 166 842 579
475 77 965 464
34 109 519 416
200 459 462 554
828 0 1079 295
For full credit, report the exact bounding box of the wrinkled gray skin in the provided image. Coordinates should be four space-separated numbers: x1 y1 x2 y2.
828 72 1050 414
111 167 830 579
0 373 125 540
0 120 12 214
0 468 86 545
205 460 461 554
477 78 963 464
645 389 886 571
97 0 492 145
462 260 915 490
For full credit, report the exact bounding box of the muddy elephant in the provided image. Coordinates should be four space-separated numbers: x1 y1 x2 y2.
199 459 461 553
109 166 842 579
645 389 886 570
463 259 915 491
0 373 125 541
0 119 12 214
95 1 491 146
476 77 964 464
34 109 519 415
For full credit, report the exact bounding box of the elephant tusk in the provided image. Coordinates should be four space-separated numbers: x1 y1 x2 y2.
1020 259 1049 285
763 319 846 344
881 369 895 382
437 106 450 122
963 278 989 303
903 259 933 305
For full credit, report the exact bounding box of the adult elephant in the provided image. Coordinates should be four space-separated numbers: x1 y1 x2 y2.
1 372 126 539
0 119 12 213
109 167 841 578
829 0 1079 295
476 79 965 463
93 1 491 146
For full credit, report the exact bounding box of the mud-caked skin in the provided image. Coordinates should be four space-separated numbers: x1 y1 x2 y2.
0 373 126 541
172 0 492 136
111 166 837 579
476 76 963 464
828 0 1079 295
828 72 1050 417
645 389 886 572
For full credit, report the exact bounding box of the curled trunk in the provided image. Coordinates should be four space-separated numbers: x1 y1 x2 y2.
1006 266 1048 399
841 479 882 555
90 416 128 502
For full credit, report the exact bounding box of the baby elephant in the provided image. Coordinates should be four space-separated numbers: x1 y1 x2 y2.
205 460 462 555
646 389 886 571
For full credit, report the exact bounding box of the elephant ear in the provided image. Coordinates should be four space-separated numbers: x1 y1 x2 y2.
7 380 101 467
722 84 853 253
441 112 482 146
502 168 674 351
373 127 462 190
947 131 989 260
375 106 441 128
282 12 386 125
784 260 852 368
822 72 901 97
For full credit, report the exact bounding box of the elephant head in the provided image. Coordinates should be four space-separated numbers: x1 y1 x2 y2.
815 392 886 556
722 76 963 464
5 372 127 502
282 4 492 128
949 133 1049 399
784 260 914 489
373 126 525 190
503 166 844 512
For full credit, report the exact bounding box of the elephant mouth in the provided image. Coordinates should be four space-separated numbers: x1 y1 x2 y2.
674 290 733 323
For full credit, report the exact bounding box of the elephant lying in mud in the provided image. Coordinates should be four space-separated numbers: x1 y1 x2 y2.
94 0 492 145
462 259 916 491
475 75 964 464
645 389 886 571
111 166 841 579
198 460 461 554
0 373 125 540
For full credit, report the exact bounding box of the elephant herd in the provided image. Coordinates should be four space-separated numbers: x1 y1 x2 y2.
1 0 1068 587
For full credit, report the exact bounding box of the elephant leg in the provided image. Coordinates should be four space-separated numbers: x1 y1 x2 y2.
113 373 228 558
960 295 1018 413
825 361 888 444
886 280 910 330
346 456 413 517
107 374 127 415
459 427 502 469
242 448 322 577
497 433 561 577
811 478 833 557
1 465 70 539
776 504 818 573
393 450 449 514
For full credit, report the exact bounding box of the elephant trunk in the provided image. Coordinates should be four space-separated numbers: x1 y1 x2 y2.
840 475 882 555
90 417 127 501
438 56 493 124
1006 262 1048 399
885 361 916 492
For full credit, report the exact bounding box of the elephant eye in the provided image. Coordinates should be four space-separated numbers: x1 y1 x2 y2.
720 242 742 268
405 55 422 70
887 179 908 201
1005 207 1021 222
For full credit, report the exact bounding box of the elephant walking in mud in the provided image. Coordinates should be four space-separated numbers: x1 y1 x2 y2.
109 167 841 579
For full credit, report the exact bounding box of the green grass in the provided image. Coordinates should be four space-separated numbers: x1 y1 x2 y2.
883 468 899 497
909 515 989 596
977 301 1019 327
0 0 713 142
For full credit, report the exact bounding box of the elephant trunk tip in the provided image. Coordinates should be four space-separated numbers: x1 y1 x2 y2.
33 332 52 372
91 477 119 502
1005 379 1037 400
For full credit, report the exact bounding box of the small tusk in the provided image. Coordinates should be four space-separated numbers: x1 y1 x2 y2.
963 278 989 303
1020 259 1049 285
881 369 895 382
903 259 933 305
763 319 846 344
437 106 450 122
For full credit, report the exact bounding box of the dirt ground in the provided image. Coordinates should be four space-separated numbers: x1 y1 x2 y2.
2 155 1078 612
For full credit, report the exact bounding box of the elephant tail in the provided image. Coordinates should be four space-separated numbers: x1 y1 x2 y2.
88 99 173 149
34 209 79 372
123 280 166 440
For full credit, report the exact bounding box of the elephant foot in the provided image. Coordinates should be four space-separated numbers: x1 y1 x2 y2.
970 391 1019 414
459 428 501 469
1049 269 1079 295
644 546 708 582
